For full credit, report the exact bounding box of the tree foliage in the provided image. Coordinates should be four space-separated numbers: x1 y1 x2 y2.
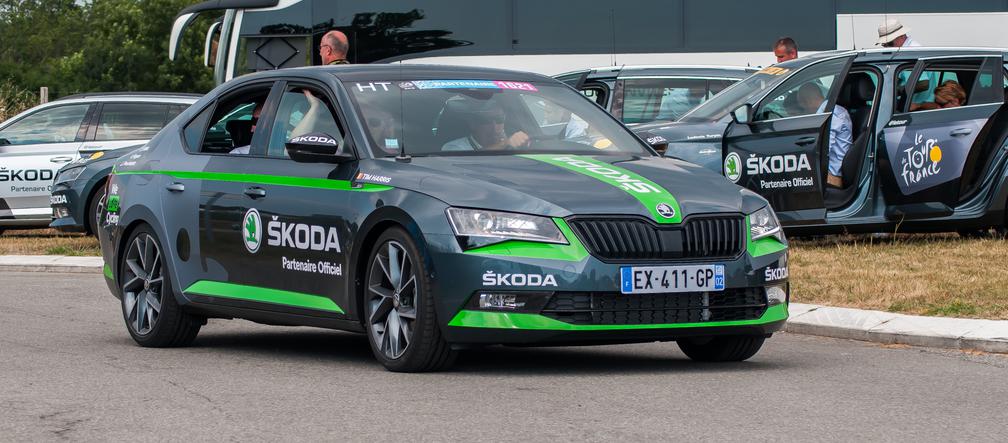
0 0 214 97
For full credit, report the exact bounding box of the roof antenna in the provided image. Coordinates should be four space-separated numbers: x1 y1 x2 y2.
395 63 411 163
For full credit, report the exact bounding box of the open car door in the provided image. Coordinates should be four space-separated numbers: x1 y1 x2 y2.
879 55 1005 220
722 56 855 225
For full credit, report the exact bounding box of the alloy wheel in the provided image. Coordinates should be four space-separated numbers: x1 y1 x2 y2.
122 232 164 335
367 240 417 360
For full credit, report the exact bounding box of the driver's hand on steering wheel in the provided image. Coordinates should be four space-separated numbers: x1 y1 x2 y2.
507 131 530 148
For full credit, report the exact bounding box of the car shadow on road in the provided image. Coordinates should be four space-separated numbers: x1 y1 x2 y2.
174 327 799 375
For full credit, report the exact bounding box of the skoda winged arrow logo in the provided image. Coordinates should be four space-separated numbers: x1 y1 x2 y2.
724 152 742 183
243 208 262 253
656 203 676 219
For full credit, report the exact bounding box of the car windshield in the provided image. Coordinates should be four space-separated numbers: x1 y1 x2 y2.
344 79 651 157
678 67 795 123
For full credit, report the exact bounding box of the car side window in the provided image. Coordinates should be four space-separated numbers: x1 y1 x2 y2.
620 78 709 123
187 85 271 155
266 86 344 158
899 59 995 112
0 104 90 146
94 103 170 141
754 57 848 121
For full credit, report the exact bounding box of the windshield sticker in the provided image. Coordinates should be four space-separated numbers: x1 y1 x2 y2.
412 80 499 89
401 79 539 91
756 67 790 75
354 82 394 92
493 81 538 91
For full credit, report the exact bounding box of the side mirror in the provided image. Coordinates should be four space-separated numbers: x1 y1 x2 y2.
730 104 752 125
286 132 355 163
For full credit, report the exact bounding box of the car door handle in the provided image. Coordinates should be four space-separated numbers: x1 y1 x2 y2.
165 182 185 193
795 136 817 146
50 156 74 163
949 128 972 137
244 187 267 199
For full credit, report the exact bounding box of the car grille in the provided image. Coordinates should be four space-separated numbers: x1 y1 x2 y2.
567 216 744 261
540 288 766 326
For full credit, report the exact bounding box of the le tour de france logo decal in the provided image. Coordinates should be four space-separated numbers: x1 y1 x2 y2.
900 132 942 188
724 152 742 183
243 208 262 253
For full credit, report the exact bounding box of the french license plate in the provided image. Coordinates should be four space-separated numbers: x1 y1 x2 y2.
620 264 725 294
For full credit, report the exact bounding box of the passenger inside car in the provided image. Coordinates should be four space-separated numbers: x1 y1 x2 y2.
910 80 966 111
227 101 263 155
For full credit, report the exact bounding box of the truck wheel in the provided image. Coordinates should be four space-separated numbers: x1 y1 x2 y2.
678 336 765 362
364 227 456 372
119 224 203 347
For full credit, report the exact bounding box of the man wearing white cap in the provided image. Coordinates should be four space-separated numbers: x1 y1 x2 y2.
876 18 919 48
877 18 934 103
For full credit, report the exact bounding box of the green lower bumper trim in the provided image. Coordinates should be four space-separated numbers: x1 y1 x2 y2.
448 303 788 331
103 264 113 280
184 280 344 314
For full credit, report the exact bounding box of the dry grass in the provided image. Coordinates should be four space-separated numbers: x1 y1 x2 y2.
1 229 1005 319
790 233 1008 320
0 229 100 256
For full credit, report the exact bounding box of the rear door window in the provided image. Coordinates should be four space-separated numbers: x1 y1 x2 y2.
0 104 90 145
619 77 710 123
93 103 170 141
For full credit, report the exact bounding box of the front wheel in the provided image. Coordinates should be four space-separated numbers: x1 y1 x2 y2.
364 227 456 372
677 336 765 362
119 224 202 347
86 183 106 237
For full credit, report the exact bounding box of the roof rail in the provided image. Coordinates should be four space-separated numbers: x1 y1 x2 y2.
55 92 204 101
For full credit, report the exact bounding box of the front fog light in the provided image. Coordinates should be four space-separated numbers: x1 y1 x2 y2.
479 292 526 310
56 206 70 218
766 284 788 306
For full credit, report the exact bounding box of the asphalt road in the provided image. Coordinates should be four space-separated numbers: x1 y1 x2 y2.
2 271 1006 441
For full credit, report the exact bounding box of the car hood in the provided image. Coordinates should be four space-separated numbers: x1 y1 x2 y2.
365 154 764 223
630 121 729 173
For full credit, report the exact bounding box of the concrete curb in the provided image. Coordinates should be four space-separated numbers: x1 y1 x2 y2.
785 303 1008 354
0 255 104 274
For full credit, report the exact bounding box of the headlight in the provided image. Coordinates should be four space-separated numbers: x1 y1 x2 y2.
446 208 566 245
54 166 85 184
749 206 783 242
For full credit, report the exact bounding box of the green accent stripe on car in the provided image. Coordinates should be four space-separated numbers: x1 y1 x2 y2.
184 280 344 314
116 170 391 192
448 303 787 330
103 264 113 280
519 154 682 224
464 218 589 262
746 217 787 257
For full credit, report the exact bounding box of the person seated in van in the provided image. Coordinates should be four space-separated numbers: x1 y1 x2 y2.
910 80 966 111
797 83 852 189
442 102 530 151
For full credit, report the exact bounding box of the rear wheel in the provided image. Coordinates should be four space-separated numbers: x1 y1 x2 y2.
677 336 765 362
364 227 456 372
86 183 106 237
119 224 202 347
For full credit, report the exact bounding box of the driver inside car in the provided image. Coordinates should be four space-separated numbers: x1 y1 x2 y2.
442 102 530 151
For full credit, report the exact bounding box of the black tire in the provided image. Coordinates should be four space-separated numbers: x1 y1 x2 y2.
119 224 203 347
85 182 106 237
363 227 456 372
677 335 765 362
